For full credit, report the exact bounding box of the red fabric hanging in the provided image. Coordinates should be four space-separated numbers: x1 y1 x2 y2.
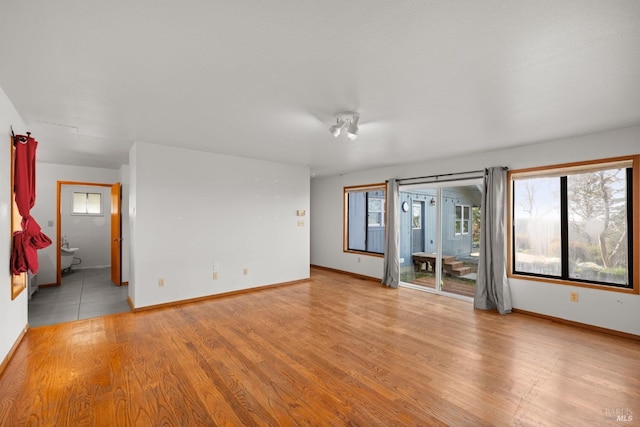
10 134 52 275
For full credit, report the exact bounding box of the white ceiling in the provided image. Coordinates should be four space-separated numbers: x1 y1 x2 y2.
1 1 639 177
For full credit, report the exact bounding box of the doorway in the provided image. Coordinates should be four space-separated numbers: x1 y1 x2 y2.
28 180 127 326
399 180 482 300
56 181 122 286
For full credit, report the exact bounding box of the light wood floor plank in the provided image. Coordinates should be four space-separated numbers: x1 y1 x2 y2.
1 267 639 426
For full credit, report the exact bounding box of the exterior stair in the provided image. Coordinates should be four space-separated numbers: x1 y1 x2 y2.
412 253 473 277
443 259 472 277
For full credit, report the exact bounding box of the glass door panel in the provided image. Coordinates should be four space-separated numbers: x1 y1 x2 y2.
399 189 438 290
439 185 481 298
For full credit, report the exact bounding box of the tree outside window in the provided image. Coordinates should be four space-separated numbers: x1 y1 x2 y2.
510 156 637 291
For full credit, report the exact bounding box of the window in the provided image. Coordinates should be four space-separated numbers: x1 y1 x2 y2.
73 192 102 215
455 205 470 235
412 202 422 229
344 183 386 255
509 155 639 292
368 197 384 226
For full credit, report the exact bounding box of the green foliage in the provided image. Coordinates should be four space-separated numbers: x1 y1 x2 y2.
567 168 627 268
472 207 481 245
601 266 627 276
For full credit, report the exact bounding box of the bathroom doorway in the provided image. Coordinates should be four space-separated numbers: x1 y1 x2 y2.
56 181 123 286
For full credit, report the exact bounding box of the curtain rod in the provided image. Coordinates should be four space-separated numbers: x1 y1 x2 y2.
386 167 508 185
389 169 485 183
11 126 31 145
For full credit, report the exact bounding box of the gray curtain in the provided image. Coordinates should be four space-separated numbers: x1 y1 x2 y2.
474 167 512 314
382 179 399 288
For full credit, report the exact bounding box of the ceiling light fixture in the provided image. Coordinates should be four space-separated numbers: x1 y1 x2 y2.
346 114 359 141
329 118 347 137
329 112 359 140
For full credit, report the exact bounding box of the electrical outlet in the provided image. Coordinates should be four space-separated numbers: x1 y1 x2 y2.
213 272 218 280
213 262 219 271
570 292 579 302
297 220 304 227
158 278 164 288
243 268 248 276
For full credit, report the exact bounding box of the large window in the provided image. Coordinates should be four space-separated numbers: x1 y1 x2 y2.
344 183 386 255
509 156 639 292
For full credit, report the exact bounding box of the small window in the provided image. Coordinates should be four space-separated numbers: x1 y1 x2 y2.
455 205 470 235
509 155 638 292
368 197 384 227
412 202 422 229
344 183 386 255
73 192 102 215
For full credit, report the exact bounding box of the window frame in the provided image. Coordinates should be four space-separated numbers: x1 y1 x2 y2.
343 183 387 257
367 197 385 227
455 204 470 236
72 191 103 216
412 202 422 230
507 155 639 294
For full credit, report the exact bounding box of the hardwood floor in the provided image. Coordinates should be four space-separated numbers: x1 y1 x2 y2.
1 267 638 426
409 275 476 297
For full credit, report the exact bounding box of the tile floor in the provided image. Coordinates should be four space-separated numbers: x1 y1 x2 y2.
28 267 130 327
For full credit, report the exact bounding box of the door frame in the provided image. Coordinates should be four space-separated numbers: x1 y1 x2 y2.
56 181 122 286
399 179 481 301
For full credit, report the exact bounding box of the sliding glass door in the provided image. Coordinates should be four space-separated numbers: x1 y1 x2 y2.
399 188 438 290
399 181 482 299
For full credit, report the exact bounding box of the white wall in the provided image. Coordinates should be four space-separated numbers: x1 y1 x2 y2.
32 163 123 285
129 142 310 308
60 185 111 268
120 165 130 283
311 125 640 335
0 87 28 364
128 147 137 302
